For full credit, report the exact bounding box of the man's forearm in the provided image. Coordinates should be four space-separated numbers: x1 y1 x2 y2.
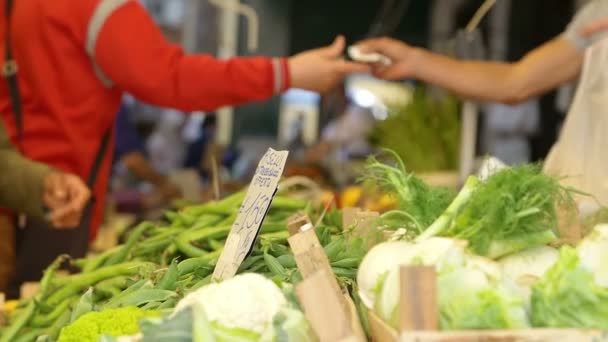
0 150 52 220
411 37 583 104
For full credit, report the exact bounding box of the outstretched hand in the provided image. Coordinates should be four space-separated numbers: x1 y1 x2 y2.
353 37 419 80
289 36 370 93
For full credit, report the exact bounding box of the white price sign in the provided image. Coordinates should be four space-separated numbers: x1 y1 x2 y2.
213 148 289 280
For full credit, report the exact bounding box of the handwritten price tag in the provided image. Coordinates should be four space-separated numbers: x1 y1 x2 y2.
212 148 289 280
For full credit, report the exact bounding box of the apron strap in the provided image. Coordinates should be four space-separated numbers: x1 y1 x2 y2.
3 0 23 145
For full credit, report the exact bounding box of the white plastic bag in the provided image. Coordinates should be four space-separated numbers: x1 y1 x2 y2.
544 37 608 208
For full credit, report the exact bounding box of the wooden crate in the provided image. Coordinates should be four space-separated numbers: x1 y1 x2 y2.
367 266 607 342
369 310 607 342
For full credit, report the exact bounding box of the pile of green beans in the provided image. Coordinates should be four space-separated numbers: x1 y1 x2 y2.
1 190 369 341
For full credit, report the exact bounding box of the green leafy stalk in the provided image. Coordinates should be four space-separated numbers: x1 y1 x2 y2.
417 175 480 242
362 150 455 232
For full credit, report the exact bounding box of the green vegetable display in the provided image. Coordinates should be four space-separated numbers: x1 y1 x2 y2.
2 150 606 340
1 181 367 341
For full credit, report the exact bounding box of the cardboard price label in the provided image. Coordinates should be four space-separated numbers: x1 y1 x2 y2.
213 148 289 280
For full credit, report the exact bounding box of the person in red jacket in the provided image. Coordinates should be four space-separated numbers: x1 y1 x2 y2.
0 0 368 297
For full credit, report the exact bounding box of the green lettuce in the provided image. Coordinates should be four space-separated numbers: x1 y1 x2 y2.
531 246 608 329
372 239 529 330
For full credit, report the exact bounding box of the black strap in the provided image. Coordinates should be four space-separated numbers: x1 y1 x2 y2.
3 0 22 144
87 129 111 188
3 0 111 191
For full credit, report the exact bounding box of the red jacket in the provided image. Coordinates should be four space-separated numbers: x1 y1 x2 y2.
0 0 289 239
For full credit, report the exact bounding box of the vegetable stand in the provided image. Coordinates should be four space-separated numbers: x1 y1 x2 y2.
2 148 608 341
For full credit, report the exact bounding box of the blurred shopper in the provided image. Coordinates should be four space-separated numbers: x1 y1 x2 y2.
114 105 182 202
0 122 90 293
0 0 367 295
307 103 375 163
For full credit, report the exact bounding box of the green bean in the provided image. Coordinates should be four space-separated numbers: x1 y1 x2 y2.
40 255 69 296
0 255 67 342
178 213 197 226
157 297 178 310
324 238 345 261
188 275 213 292
177 250 222 276
175 226 230 258
270 196 307 210
247 262 267 274
165 211 181 224
134 239 174 258
141 301 162 310
71 258 88 270
318 225 332 246
237 255 264 272
149 225 175 236
105 222 155 266
264 253 286 278
156 260 179 291
95 276 129 291
0 300 35 342
102 280 151 309
268 243 290 256
207 239 223 251
184 191 245 217
192 214 224 228
331 267 357 279
289 271 303 284
44 309 71 340
95 284 122 298
185 205 236 216
31 299 74 328
104 289 176 309
276 254 297 269
259 231 289 243
13 328 45 342
260 223 287 234
162 244 178 265
330 258 361 268
46 262 152 306
80 246 124 273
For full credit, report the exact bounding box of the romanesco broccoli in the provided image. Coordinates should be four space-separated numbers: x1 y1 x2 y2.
57 306 159 342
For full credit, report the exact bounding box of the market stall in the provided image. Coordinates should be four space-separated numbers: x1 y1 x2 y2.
1 148 607 341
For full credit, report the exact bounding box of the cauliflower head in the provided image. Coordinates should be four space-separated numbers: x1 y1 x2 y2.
174 273 287 334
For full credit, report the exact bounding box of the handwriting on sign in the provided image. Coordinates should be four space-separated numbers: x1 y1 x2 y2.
212 148 289 280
